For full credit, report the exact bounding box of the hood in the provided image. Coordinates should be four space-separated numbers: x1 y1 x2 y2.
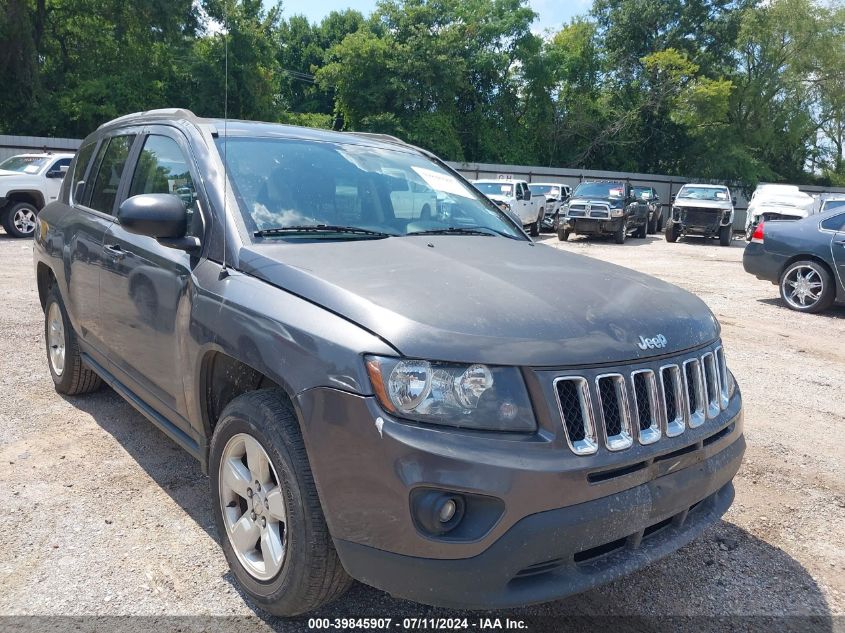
238 237 719 367
673 198 732 210
569 195 624 208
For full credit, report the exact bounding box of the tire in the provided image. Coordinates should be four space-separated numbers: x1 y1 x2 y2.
529 210 541 237
3 201 39 238
719 224 732 246
210 390 352 616
657 214 664 232
614 221 627 244
745 224 756 242
779 260 835 313
665 222 679 243
44 285 103 395
647 214 658 234
557 226 570 241
635 222 647 239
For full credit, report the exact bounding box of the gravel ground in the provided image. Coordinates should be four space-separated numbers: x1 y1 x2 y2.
0 229 843 632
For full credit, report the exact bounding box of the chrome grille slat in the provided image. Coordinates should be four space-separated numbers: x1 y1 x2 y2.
701 352 720 418
715 346 730 409
631 370 661 445
683 359 706 428
660 364 685 437
553 377 597 456
595 374 633 451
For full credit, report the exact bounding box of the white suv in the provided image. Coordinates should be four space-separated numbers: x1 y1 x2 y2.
0 153 74 237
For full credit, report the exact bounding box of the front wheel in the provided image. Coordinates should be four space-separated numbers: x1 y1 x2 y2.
614 221 627 244
557 226 570 241
665 222 679 243
719 224 732 246
635 222 647 239
647 214 658 234
779 261 835 313
3 201 39 238
210 390 352 616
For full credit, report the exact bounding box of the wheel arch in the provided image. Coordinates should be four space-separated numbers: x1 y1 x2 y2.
6 190 45 210
779 254 835 284
36 262 57 312
198 349 298 446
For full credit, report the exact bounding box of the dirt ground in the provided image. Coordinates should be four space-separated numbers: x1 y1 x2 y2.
0 228 843 630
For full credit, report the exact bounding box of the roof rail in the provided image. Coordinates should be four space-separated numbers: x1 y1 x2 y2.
97 108 202 130
345 131 410 147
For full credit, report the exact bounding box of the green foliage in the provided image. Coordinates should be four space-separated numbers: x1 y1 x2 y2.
1 0 843 186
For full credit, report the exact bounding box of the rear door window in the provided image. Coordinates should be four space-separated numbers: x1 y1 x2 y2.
87 135 136 215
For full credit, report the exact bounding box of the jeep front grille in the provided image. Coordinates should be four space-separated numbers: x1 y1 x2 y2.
553 345 732 455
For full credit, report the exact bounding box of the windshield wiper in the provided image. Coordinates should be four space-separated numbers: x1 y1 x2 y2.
406 226 498 237
254 225 393 238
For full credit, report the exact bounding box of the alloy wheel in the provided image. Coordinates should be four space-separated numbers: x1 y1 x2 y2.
13 208 37 236
782 265 824 309
218 433 288 581
46 301 66 376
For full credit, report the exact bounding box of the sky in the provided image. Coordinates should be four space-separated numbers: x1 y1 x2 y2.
268 0 592 34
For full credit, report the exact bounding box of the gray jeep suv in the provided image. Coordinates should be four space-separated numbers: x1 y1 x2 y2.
33 109 744 616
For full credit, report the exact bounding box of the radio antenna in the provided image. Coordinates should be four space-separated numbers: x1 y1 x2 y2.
219 2 230 280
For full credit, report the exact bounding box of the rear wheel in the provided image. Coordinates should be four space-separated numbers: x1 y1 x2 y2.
779 261 835 313
665 222 679 243
44 286 102 395
719 224 732 246
3 202 38 238
210 390 352 616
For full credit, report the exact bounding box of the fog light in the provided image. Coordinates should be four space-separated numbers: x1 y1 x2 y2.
439 499 457 523
412 490 466 536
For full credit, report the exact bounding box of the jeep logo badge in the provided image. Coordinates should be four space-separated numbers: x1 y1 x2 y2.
638 334 668 350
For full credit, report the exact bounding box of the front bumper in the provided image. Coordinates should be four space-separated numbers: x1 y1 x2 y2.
295 363 744 608
337 447 741 609
566 217 623 234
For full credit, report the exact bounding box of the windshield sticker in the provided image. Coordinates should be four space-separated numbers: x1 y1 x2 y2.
412 166 474 199
23 165 40 174
609 188 623 198
715 192 728 200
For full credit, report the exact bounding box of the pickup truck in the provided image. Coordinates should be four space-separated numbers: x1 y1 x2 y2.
529 182 571 233
473 179 545 236
0 152 74 237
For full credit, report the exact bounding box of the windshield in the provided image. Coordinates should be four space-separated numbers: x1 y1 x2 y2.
217 138 524 240
528 185 560 197
573 182 625 199
0 156 49 174
633 187 653 200
678 186 729 201
822 200 845 213
475 182 513 197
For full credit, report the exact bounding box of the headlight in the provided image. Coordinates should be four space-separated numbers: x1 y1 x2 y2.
365 356 536 432
611 208 624 217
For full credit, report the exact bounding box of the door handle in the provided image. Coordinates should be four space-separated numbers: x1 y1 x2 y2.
104 244 126 259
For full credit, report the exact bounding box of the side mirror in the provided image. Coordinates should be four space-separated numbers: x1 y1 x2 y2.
524 190 531 201
118 194 200 254
733 197 737 206
46 169 64 179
